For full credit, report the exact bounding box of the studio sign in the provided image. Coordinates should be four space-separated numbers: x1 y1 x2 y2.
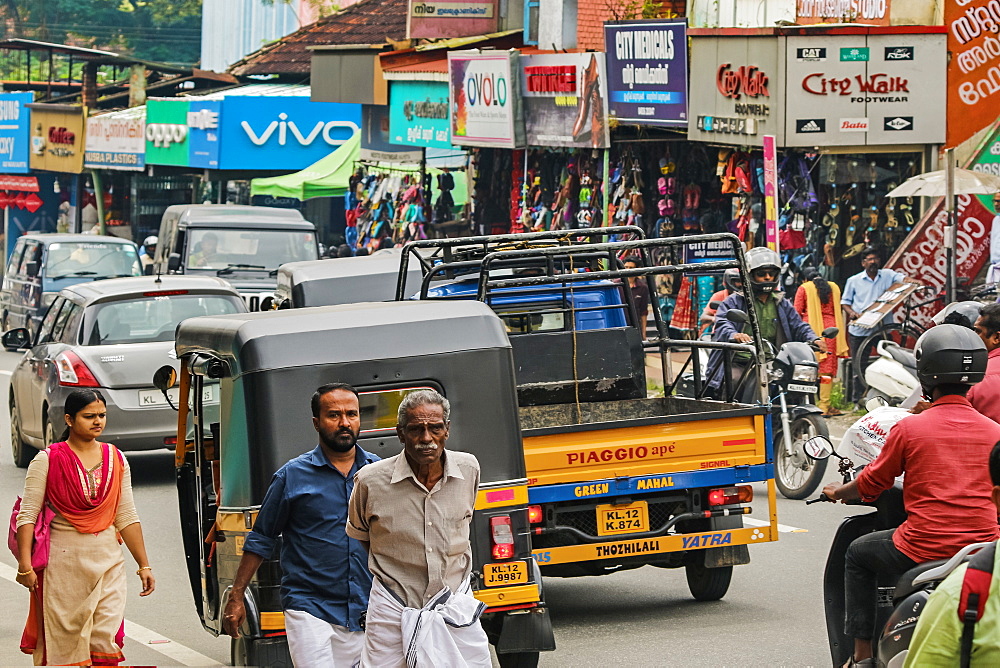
241 114 360 146
802 73 909 102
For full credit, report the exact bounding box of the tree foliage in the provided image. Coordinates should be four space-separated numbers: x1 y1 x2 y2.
1 0 202 65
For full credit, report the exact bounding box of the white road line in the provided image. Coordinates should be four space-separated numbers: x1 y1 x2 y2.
0 370 11 376
0 562 219 666
744 517 808 533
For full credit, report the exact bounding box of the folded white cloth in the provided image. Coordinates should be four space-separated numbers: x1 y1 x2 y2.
361 577 491 668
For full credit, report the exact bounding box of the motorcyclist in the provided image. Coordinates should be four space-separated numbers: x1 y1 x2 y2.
699 268 742 329
822 324 1000 667
707 247 825 399
140 235 157 274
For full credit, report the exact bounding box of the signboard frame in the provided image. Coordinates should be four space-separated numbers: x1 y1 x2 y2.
604 19 688 128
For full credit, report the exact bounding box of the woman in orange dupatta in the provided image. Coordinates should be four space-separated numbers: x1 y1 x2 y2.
14 389 155 666
794 268 851 416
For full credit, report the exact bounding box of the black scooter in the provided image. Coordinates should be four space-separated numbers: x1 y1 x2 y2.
803 435 992 667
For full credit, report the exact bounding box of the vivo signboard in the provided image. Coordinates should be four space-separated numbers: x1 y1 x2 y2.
0 93 32 174
217 97 361 170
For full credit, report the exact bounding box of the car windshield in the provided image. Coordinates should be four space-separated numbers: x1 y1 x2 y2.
86 294 244 345
186 228 318 272
45 242 142 279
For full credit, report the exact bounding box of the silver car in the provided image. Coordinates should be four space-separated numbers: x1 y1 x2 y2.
4 275 247 466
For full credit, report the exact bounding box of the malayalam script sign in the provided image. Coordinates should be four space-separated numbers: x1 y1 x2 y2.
796 0 891 25
84 109 145 171
604 20 688 128
946 0 1000 148
448 50 524 148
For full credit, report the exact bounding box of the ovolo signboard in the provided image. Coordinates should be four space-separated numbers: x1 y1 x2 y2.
219 97 361 170
448 50 524 148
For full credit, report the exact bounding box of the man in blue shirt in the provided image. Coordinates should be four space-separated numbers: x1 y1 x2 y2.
222 383 379 666
841 247 906 402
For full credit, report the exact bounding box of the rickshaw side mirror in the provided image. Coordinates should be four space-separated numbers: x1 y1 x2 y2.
260 296 275 311
821 326 840 338
803 436 834 460
726 309 749 325
153 365 177 392
167 253 181 272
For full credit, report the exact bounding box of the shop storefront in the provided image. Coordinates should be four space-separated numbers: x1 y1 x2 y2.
0 93 45 259
84 106 147 240
26 103 86 239
686 28 946 288
144 88 363 244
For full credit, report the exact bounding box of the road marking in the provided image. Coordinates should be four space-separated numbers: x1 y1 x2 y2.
0 562 219 666
744 517 808 533
0 370 11 376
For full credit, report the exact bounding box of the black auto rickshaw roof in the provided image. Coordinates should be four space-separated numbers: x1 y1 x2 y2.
175 299 510 377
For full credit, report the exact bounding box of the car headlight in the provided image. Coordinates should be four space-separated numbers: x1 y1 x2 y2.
792 364 819 382
41 292 59 308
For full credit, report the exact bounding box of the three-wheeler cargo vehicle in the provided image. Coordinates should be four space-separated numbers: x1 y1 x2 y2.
396 232 779 600
156 300 555 667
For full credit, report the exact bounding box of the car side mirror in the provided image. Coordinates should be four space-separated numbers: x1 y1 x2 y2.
152 365 177 392
709 301 722 310
726 308 749 325
821 326 840 338
167 253 181 272
803 435 834 460
24 261 38 278
260 296 274 311
2 327 31 350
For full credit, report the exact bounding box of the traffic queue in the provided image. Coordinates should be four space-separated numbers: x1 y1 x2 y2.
6 215 1000 667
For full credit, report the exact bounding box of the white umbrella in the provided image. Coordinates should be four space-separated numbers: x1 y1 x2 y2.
887 167 1000 197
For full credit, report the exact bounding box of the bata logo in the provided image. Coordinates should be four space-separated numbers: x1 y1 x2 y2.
840 118 869 131
241 114 361 147
716 64 769 100
802 73 909 96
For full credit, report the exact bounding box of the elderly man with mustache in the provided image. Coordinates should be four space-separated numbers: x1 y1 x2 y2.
348 389 490 667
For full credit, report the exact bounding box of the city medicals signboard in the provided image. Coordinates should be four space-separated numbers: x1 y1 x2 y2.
0 93 32 174
448 50 524 148
145 98 221 169
520 52 610 148
783 33 945 147
217 96 361 171
604 20 688 128
389 80 452 149
84 107 145 171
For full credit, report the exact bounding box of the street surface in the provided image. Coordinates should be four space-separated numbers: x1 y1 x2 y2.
0 346 859 667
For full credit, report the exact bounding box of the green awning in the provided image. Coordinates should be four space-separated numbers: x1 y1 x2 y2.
250 131 360 201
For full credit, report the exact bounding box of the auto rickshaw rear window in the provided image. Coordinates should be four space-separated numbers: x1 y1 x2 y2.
359 386 439 433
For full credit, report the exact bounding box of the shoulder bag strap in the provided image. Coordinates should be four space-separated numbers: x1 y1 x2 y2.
960 542 997 668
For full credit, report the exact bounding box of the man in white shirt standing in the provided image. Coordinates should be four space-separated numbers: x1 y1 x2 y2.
841 247 907 403
988 194 1000 284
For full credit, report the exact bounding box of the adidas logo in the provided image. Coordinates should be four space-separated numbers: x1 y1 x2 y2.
796 119 825 133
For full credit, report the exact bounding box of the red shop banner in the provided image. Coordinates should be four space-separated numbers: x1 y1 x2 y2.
946 0 1000 147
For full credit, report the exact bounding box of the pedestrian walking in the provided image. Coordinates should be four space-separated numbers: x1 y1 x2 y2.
841 247 907 403
794 267 850 415
347 389 491 667
222 383 378 667
14 389 155 666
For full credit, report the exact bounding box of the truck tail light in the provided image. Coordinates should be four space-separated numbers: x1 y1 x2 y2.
527 505 543 524
708 485 753 506
490 515 515 560
54 351 100 387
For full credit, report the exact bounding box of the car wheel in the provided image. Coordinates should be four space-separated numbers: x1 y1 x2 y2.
10 398 35 468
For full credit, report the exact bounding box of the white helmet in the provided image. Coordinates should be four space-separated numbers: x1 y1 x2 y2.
143 235 158 250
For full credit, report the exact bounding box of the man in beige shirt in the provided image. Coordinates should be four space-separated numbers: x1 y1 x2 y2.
347 389 490 667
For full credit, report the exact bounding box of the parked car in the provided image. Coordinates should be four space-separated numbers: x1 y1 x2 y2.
151 204 320 310
1 234 142 338
2 275 247 467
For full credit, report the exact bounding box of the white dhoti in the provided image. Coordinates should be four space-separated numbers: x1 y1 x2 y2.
361 577 491 668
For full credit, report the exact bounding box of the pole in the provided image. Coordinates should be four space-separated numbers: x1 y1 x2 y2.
945 148 956 303
602 147 610 232
91 170 106 236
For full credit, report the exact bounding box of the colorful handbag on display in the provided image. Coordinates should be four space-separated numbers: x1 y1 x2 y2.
8 496 55 571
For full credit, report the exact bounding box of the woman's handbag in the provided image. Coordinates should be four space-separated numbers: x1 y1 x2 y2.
8 497 55 570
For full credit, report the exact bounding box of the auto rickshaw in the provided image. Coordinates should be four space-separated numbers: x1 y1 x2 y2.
155 299 555 666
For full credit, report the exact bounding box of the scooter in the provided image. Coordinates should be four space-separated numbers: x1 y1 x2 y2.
803 435 993 667
863 339 919 407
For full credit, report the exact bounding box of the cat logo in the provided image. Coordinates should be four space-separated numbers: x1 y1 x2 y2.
796 47 826 62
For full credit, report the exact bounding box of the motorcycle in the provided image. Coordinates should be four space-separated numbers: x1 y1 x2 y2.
803 435 993 667
724 308 837 500
863 340 919 407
